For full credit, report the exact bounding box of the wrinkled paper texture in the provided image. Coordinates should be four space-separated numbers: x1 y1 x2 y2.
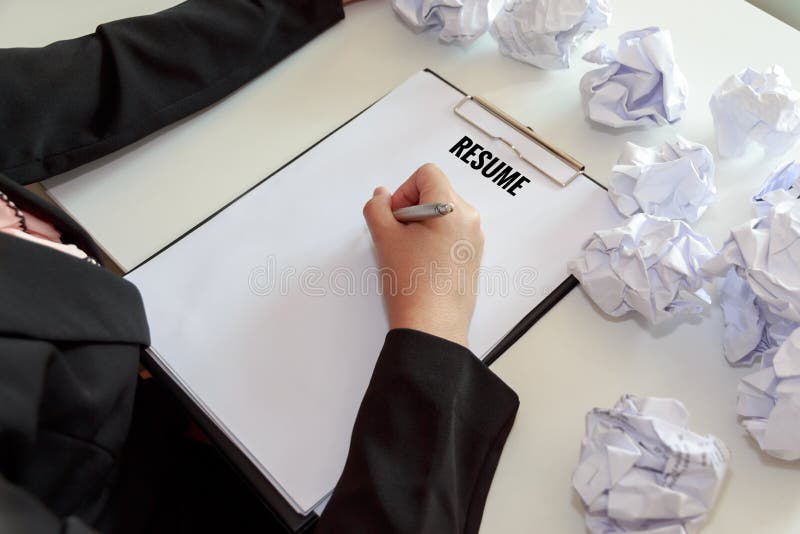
489 0 610 69
392 0 494 44
717 270 799 367
753 160 800 216
710 65 800 158
608 136 717 223
580 27 689 128
573 395 729 533
737 327 800 461
703 200 800 459
568 214 715 324
703 200 800 325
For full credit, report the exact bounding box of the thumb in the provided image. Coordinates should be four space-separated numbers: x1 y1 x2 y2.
363 186 398 236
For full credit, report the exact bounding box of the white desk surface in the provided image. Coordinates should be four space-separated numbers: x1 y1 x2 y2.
3 0 800 532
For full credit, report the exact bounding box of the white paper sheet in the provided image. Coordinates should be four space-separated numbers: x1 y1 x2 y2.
717 269 798 367
125 71 621 514
580 27 688 128
573 395 729 533
607 137 716 223
710 65 800 158
568 214 715 324
391 0 495 43
738 327 800 461
703 200 800 325
718 270 766 366
489 0 610 69
753 160 800 216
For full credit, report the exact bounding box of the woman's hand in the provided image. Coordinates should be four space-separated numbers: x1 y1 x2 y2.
363 163 484 347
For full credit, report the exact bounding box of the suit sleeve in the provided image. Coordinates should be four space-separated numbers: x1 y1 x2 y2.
0 338 113 534
0 0 344 184
316 329 519 534
0 234 148 532
0 476 96 534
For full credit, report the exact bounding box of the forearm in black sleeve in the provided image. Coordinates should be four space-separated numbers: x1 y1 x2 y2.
316 329 519 534
0 0 344 184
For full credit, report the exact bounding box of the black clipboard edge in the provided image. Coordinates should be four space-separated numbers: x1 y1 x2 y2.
482 276 578 366
133 67 607 532
140 349 318 533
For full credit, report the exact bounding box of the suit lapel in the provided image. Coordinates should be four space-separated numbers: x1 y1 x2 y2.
0 193 149 346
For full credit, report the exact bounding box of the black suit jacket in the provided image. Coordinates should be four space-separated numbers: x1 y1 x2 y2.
0 174 519 534
0 1 520 532
0 174 149 534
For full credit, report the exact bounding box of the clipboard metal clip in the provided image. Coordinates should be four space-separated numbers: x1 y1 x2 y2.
454 95 585 187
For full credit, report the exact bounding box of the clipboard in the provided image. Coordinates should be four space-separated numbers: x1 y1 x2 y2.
133 68 614 532
453 93 584 187
438 69 606 367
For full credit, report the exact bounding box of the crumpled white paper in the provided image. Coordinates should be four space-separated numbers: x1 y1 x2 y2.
753 160 800 216
717 270 799 367
718 270 764 367
608 136 716 223
580 27 689 128
737 327 800 461
703 200 800 325
568 214 715 324
573 395 730 533
710 65 800 158
702 200 800 459
489 0 611 70
391 0 494 44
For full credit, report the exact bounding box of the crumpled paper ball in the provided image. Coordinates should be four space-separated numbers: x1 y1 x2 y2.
568 214 715 324
572 395 730 534
753 160 800 216
717 270 798 367
709 65 800 158
489 0 611 70
608 136 717 223
737 327 800 461
580 27 689 128
391 0 494 44
703 200 800 325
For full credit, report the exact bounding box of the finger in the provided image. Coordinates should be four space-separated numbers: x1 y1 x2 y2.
363 186 399 236
391 163 453 211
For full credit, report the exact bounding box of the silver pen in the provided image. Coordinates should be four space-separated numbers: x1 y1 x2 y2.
392 202 455 222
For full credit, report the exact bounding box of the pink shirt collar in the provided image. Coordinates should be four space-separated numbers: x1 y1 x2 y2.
0 189 95 262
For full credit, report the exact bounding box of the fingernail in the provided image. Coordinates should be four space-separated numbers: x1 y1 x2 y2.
373 186 386 197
